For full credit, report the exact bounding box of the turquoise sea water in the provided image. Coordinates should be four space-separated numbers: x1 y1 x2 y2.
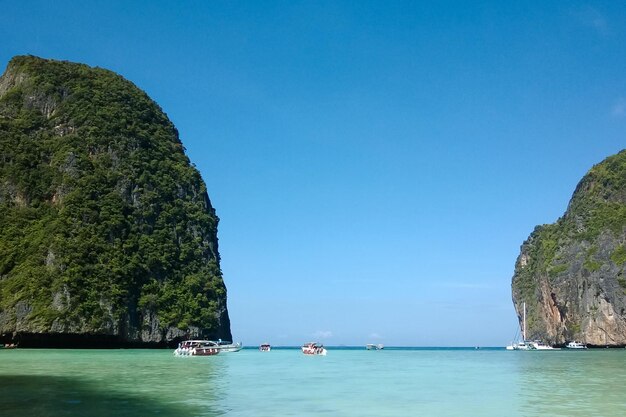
1 347 625 416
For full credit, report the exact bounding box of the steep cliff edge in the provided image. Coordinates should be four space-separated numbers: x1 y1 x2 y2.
0 56 231 347
512 150 626 346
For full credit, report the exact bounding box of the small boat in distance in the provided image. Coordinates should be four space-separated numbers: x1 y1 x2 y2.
302 342 327 356
366 344 384 350
259 343 271 352
174 340 220 356
566 341 588 349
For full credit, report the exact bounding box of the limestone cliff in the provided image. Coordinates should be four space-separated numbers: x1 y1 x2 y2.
0 56 231 347
511 150 626 346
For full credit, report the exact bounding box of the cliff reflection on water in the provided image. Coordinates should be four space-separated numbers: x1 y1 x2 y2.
0 375 216 417
0 349 225 417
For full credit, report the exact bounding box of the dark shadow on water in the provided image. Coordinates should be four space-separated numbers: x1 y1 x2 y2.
0 375 220 417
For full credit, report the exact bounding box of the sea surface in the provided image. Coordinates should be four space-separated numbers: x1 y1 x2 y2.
1 346 625 416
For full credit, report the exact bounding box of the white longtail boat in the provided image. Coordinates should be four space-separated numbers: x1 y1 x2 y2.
174 340 220 356
302 342 327 355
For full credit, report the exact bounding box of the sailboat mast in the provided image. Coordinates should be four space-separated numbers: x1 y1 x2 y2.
523 302 526 341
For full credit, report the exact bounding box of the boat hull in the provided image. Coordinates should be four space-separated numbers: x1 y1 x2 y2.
174 347 219 356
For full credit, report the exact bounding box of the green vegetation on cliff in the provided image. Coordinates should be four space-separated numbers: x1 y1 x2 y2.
0 56 230 343
515 150 626 293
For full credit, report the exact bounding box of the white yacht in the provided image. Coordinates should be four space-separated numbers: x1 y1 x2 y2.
366 344 384 350
566 341 588 349
528 340 559 350
506 341 531 350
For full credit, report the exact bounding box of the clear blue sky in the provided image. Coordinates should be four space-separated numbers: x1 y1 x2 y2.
1 1 624 346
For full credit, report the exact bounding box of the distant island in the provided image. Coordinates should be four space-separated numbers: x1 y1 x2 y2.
512 149 626 347
0 56 231 347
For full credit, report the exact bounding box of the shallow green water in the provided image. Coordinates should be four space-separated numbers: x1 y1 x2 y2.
1 347 625 416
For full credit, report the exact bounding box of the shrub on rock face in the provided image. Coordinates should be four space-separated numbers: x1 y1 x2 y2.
0 55 231 347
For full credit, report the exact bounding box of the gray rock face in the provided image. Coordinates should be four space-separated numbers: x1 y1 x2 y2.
512 150 626 346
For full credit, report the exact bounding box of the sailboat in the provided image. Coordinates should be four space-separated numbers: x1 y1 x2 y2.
506 302 531 350
506 302 559 350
